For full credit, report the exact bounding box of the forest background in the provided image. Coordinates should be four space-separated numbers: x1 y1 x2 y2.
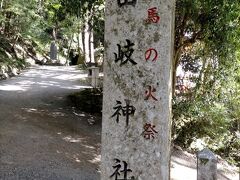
0 0 239 166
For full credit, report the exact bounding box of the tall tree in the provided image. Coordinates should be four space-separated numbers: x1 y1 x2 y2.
60 0 104 64
172 0 240 163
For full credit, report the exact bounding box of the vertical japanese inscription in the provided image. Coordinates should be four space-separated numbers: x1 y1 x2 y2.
145 48 158 62
146 7 160 23
102 0 175 179
114 39 137 66
110 159 135 180
142 123 158 140
145 85 158 101
111 100 136 126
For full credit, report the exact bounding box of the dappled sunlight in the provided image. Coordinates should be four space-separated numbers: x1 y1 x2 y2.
52 112 65 117
22 107 67 118
36 81 61 86
88 154 101 164
63 136 85 143
63 85 92 90
0 65 92 92
14 114 28 121
24 108 38 113
73 111 86 117
56 150 83 163
0 84 27 91
56 135 100 165
0 65 102 179
55 130 101 166
83 145 95 149
16 80 35 85
73 154 81 163
54 73 88 81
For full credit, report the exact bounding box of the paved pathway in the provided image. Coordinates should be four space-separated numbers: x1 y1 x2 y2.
0 65 101 180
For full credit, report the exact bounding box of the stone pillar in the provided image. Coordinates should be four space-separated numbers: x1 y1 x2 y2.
197 148 217 180
88 67 99 88
102 1 175 180
50 41 57 60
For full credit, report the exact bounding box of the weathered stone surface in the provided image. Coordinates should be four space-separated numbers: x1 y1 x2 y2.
101 1 175 179
197 149 217 180
50 42 57 60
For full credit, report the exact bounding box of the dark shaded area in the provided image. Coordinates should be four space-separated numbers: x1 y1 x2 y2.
68 89 102 114
69 50 79 65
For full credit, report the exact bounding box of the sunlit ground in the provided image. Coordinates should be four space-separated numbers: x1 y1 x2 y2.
0 66 92 92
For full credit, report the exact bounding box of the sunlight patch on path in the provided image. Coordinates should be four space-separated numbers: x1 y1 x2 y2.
0 65 92 92
54 74 88 81
63 136 85 143
0 85 26 91
171 162 197 180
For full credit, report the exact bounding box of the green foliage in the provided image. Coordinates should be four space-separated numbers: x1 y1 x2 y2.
173 0 240 164
59 0 105 46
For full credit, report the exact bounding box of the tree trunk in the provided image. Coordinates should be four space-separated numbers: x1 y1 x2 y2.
4 11 11 36
89 22 95 64
0 0 5 34
67 34 73 55
83 20 91 63
73 16 84 65
52 27 57 41
172 47 182 96
77 30 84 65
0 0 4 9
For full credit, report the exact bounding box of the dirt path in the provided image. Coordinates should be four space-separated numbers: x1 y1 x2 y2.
0 65 101 180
